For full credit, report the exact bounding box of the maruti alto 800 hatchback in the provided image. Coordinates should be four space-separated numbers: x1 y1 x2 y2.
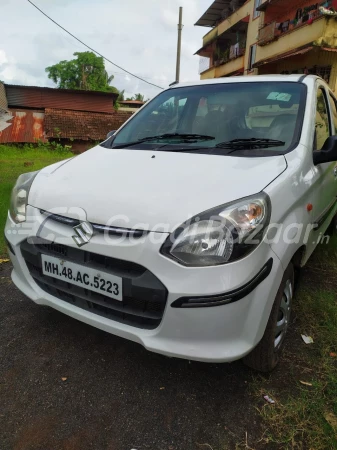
5 75 337 371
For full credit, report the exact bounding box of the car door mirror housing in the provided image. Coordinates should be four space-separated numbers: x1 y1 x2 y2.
107 130 116 139
313 135 337 165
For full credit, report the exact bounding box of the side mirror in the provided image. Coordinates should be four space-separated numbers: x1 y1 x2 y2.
313 135 337 165
107 130 116 139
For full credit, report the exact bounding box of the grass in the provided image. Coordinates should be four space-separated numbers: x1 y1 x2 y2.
251 235 337 449
0 144 73 257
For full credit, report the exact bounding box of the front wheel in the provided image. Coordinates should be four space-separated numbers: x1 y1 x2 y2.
327 213 337 236
243 263 294 372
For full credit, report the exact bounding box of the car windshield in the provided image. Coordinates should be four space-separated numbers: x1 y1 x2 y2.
107 82 306 156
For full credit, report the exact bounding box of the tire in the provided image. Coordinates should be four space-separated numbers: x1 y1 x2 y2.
327 213 337 236
243 262 295 372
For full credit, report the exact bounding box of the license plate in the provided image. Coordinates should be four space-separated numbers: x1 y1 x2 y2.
41 254 123 301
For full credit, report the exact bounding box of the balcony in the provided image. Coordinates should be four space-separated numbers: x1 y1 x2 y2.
200 43 246 79
203 27 218 47
216 53 245 77
201 55 245 79
218 2 251 37
257 9 322 46
214 44 246 66
201 1 251 47
255 14 337 66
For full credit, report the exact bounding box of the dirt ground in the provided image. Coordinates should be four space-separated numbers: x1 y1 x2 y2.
0 261 304 450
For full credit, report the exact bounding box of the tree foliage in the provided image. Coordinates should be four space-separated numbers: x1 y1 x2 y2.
133 93 145 102
46 52 118 93
118 90 125 101
125 93 147 102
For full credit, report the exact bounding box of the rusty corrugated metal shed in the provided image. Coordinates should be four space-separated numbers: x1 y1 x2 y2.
5 84 118 114
0 108 46 143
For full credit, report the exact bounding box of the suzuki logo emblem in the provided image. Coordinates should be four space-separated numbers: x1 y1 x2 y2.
72 221 94 247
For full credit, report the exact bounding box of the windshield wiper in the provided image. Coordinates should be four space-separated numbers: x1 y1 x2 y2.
216 138 285 150
112 133 215 149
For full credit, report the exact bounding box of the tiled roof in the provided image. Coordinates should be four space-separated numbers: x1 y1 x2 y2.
44 108 133 141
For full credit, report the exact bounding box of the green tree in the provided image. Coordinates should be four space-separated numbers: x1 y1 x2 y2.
46 51 118 93
133 93 145 102
118 90 125 101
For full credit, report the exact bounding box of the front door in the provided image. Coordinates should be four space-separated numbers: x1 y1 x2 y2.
311 84 337 241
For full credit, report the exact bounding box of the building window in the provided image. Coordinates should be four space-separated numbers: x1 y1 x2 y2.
254 0 261 19
248 44 257 71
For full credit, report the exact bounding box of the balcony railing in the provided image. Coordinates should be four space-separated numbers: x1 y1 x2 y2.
214 43 246 67
199 56 211 75
258 8 323 45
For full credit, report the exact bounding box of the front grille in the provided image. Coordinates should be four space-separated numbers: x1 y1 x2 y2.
41 211 149 238
21 239 168 330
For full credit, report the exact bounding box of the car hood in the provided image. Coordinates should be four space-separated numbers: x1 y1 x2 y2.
29 146 287 232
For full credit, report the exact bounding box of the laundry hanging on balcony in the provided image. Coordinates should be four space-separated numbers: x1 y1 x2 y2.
320 5 337 14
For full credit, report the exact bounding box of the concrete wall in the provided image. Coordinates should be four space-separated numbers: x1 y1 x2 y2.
200 67 217 80
217 56 245 77
203 27 218 46
244 0 260 72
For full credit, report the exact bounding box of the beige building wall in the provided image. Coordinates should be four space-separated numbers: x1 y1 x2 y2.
244 0 260 74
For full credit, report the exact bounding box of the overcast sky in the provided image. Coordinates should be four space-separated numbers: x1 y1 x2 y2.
0 0 211 99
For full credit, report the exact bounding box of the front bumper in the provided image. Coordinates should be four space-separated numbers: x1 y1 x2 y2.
5 206 284 363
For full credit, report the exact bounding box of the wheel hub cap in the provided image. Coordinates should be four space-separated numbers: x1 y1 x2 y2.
274 279 293 350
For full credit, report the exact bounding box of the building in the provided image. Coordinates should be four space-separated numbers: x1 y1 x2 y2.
119 100 145 113
0 84 133 152
195 0 337 91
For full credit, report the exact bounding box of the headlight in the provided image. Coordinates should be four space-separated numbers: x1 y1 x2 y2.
161 193 271 267
10 171 39 223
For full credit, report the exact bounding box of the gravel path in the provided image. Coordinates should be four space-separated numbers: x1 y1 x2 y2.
0 262 263 450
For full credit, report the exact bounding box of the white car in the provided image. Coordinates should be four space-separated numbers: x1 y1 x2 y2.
5 75 337 372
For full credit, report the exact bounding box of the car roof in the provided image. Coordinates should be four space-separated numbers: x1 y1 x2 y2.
170 75 320 89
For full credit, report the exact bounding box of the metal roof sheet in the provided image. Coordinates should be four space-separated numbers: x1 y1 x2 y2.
0 108 46 143
5 84 118 114
4 84 119 98
195 0 246 27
